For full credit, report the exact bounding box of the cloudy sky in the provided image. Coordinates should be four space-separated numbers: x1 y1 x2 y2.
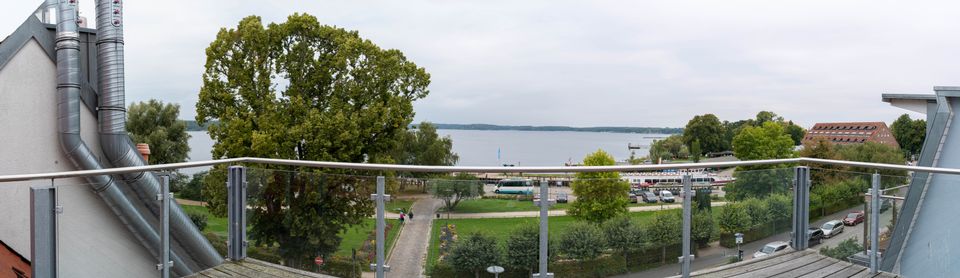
2 0 946 128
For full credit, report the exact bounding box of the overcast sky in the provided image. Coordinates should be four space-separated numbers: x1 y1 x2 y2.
3 0 947 128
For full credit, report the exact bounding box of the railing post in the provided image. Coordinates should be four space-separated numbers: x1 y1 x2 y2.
533 180 554 278
31 185 58 278
369 176 391 277
681 175 692 278
227 166 247 261
158 174 173 278
792 166 810 251
870 173 880 273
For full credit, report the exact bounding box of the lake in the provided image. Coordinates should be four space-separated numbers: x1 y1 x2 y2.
185 130 668 173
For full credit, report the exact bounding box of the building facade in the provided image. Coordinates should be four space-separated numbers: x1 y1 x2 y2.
801 122 899 149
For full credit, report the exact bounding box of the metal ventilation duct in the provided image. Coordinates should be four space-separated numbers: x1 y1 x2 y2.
54 0 192 275
94 0 223 272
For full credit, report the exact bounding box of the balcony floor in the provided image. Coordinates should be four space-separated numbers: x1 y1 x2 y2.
186 258 337 278
675 249 899 278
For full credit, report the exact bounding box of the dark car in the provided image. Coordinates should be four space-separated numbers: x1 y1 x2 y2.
843 211 865 226
808 227 824 245
640 191 658 203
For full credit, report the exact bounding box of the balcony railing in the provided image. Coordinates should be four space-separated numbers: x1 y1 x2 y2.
3 157 957 278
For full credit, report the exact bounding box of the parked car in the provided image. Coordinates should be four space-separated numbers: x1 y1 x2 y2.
628 189 640 203
556 192 569 203
659 190 675 203
843 211 865 226
640 191 658 203
808 228 824 245
754 241 791 259
821 220 844 238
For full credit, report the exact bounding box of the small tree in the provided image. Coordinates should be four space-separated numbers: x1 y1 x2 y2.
645 211 681 263
819 238 864 261
741 198 770 227
692 210 715 248
602 216 643 262
717 203 750 235
558 222 606 261
448 233 502 278
765 193 792 230
505 224 553 276
430 173 483 211
695 189 712 212
568 150 630 223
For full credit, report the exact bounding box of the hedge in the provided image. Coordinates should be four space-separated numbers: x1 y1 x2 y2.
318 256 363 278
719 219 790 248
429 244 684 278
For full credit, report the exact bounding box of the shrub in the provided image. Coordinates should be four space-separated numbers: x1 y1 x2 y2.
319 256 362 278
602 216 643 262
447 233 501 278
820 238 863 261
188 211 208 231
505 224 547 277
717 203 750 234
692 210 715 248
644 211 681 263
741 198 769 227
558 222 607 260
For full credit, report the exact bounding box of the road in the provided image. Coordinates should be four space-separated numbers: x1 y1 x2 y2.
613 205 893 278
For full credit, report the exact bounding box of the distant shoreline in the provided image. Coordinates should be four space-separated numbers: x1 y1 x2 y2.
184 120 683 134
423 123 683 134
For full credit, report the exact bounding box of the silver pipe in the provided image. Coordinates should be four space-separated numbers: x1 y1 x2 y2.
55 0 192 275
2 157 960 183
94 0 222 270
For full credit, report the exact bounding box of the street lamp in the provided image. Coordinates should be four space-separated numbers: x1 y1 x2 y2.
486 266 504 278
735 233 744 261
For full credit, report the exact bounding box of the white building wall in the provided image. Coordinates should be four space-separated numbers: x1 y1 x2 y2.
0 39 155 277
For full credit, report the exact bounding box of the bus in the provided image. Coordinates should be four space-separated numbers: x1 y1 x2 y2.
494 179 534 195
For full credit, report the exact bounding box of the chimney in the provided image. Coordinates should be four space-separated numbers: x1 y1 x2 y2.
136 143 151 163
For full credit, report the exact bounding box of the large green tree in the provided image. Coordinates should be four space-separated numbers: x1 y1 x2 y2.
683 114 726 154
126 99 191 165
725 122 797 200
568 149 630 222
394 122 459 169
890 114 926 160
195 14 430 266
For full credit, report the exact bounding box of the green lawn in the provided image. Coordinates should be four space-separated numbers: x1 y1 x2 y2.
181 204 401 258
426 210 661 272
385 199 415 213
440 198 661 213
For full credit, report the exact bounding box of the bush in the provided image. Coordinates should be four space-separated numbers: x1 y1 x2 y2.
602 216 643 261
319 256 363 278
188 211 208 231
447 233 501 277
558 222 606 260
717 203 750 234
820 238 863 261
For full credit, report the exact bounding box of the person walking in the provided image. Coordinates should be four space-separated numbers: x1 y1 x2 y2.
399 212 405 224
408 211 414 222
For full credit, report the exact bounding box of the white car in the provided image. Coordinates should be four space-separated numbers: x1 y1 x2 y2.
754 241 790 259
821 220 844 238
659 190 675 203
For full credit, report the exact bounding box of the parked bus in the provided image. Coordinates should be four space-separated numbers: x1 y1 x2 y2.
495 179 534 195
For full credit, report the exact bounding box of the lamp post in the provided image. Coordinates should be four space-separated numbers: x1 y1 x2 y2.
735 233 744 261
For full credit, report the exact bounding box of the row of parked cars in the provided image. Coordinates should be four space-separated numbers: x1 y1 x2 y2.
628 189 678 203
753 211 866 258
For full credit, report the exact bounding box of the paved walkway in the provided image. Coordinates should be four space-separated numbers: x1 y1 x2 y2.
382 197 443 278
385 202 728 219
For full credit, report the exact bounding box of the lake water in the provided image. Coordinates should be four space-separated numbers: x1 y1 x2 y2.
185 130 667 173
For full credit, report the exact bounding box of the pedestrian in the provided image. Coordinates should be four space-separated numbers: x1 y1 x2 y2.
408 211 414 221
399 212 405 224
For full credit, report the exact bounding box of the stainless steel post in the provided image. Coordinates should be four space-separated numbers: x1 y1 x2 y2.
870 173 880 273
31 185 58 278
227 166 247 261
792 166 810 251
160 174 171 278
681 175 692 278
369 176 391 277
534 180 554 278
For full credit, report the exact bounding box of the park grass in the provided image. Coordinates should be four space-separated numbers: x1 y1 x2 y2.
439 198 661 213
181 204 401 258
425 210 661 272
385 199 415 213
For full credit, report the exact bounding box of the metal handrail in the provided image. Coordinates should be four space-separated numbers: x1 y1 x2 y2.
2 157 960 183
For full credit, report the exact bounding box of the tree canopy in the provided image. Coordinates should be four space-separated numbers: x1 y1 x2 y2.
568 149 630 222
430 173 483 211
890 114 926 160
683 114 726 154
195 13 430 266
126 99 191 165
